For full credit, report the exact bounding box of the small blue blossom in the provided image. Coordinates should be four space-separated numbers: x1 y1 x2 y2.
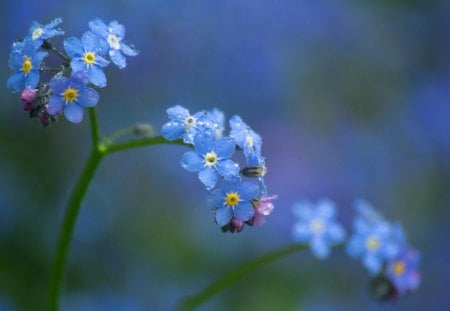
27 18 64 48
292 199 346 259
161 105 216 144
207 109 225 138
386 248 421 295
229 115 262 165
64 32 109 87
46 71 99 123
208 178 259 227
88 18 138 69
7 38 48 93
181 131 239 190
346 199 404 275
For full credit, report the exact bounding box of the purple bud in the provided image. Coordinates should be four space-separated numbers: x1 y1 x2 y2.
231 217 244 231
20 88 37 104
23 101 34 111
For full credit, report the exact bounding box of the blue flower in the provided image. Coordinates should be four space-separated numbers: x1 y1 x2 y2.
7 38 48 93
46 71 99 123
207 108 225 138
385 248 421 295
161 105 216 144
208 179 259 227
229 115 262 165
64 32 110 87
181 131 239 190
346 199 404 274
292 199 346 259
88 18 138 69
27 18 64 48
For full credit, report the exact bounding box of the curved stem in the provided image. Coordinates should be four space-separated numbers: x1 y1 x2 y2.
49 148 104 311
177 244 308 311
104 136 188 154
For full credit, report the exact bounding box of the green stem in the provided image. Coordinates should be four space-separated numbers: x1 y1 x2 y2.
105 136 188 154
177 244 308 311
88 108 100 147
49 148 104 311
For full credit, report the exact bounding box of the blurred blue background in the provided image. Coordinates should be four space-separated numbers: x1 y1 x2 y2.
1 0 449 310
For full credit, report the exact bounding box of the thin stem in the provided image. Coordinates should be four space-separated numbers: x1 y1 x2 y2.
177 244 308 311
104 136 188 154
49 148 104 311
88 108 100 147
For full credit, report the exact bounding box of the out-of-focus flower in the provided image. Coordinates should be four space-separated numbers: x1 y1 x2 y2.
208 178 259 227
47 71 99 123
64 32 109 87
386 248 421 295
27 18 64 48
7 39 48 93
88 18 138 69
292 199 346 259
181 131 239 190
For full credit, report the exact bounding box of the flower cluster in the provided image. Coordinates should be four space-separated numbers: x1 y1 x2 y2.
7 17 138 125
162 105 275 233
292 199 420 301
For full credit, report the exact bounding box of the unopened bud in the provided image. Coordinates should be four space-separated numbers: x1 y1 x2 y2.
20 88 37 104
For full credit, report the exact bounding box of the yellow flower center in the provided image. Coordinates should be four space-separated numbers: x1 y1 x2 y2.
225 192 240 207
83 52 96 65
365 236 379 251
107 33 121 50
22 58 32 74
310 219 325 234
32 27 44 40
204 152 218 167
63 88 78 103
393 261 405 276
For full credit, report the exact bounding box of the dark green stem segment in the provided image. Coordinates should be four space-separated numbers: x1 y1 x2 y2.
177 244 308 311
49 148 104 311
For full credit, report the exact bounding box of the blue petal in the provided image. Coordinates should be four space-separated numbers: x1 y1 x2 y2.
311 237 329 259
70 59 86 73
64 37 83 58
234 201 255 222
24 71 39 89
27 21 40 36
194 132 214 155
86 66 107 88
7 72 25 93
161 122 185 140
239 182 260 201
32 51 48 66
45 17 63 31
69 71 89 90
292 201 314 220
167 105 190 122
94 54 110 67
327 223 346 243
316 199 336 219
121 42 139 56
89 18 108 37
50 77 69 95
181 151 204 172
109 50 126 69
81 31 100 52
214 137 236 158
64 103 84 123
8 51 22 71
215 206 233 227
363 255 382 275
207 189 224 209
216 159 239 178
292 223 310 241
198 167 218 190
222 178 241 194
46 96 64 115
109 21 125 39
77 88 99 107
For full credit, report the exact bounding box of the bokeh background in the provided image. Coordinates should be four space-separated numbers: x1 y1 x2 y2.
1 0 449 310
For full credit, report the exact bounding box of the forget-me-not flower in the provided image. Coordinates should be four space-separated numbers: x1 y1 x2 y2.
208 178 259 227
181 131 239 190
229 115 262 165
347 199 404 274
64 32 109 87
161 105 216 144
292 199 346 259
27 18 64 48
47 71 99 123
7 38 48 93
88 18 138 69
386 248 421 295
207 108 225 138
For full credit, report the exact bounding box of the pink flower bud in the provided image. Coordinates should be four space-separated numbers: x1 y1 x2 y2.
20 88 37 104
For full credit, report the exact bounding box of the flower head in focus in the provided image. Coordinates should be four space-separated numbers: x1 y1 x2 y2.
27 18 64 48
47 71 99 123
292 199 346 259
88 18 138 69
7 38 48 93
229 115 262 165
64 32 110 87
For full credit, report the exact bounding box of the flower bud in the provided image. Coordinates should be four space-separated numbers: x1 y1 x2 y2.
20 88 37 104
